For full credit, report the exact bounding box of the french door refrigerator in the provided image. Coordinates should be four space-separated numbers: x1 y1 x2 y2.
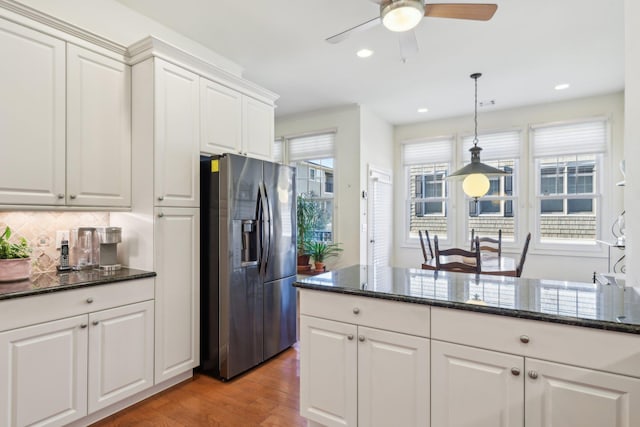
200 153 297 380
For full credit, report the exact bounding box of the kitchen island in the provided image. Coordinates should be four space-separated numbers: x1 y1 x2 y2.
294 265 640 427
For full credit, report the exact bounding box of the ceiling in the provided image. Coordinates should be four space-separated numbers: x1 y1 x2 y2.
115 0 625 125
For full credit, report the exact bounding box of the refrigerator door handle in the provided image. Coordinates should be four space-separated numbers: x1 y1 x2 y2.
258 182 271 276
263 182 273 270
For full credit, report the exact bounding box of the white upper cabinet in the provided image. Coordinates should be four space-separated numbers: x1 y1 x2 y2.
200 77 274 161
67 44 131 207
0 18 66 206
154 59 200 207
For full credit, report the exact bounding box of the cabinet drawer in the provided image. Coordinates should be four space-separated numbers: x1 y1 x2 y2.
299 289 429 337
431 307 640 378
0 278 154 332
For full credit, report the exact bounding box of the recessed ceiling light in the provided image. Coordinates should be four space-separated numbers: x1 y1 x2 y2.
417 107 429 113
356 49 374 58
555 83 570 91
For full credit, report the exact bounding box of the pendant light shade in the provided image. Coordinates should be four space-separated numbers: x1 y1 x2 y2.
449 73 507 199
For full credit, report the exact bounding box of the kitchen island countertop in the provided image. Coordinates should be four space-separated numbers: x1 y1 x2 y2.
294 264 640 335
0 267 156 301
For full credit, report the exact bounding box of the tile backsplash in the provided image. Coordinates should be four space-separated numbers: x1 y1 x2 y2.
0 212 109 273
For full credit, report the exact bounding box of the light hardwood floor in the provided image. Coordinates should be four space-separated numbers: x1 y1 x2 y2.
91 345 306 426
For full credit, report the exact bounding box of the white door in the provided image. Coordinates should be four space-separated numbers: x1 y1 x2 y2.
154 58 200 207
431 340 524 427
0 19 66 206
526 358 640 427
300 315 358 427
0 316 88 427
358 326 430 427
200 77 242 155
88 300 154 413
243 96 274 160
368 168 393 269
154 207 200 383
67 44 131 207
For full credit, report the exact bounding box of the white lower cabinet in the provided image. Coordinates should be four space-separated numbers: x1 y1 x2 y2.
300 315 429 427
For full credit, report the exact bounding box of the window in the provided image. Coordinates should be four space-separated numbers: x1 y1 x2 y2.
402 137 452 240
463 131 520 241
532 120 606 244
287 132 336 243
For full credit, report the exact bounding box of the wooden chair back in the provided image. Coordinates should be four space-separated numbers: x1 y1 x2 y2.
418 230 434 261
516 233 532 277
471 229 502 256
434 235 481 274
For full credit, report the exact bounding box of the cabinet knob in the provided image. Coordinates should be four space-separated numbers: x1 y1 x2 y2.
69 194 76 199
528 370 538 379
80 324 88 329
92 320 99 326
158 196 164 201
57 193 65 199
519 335 530 344
358 335 365 342
347 334 354 341
158 212 164 218
86 297 94 304
511 367 521 376
353 307 360 314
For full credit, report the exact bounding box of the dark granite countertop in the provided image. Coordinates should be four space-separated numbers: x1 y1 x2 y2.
0 268 156 301
295 265 640 335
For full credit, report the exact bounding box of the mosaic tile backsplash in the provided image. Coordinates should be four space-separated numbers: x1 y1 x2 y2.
0 212 110 273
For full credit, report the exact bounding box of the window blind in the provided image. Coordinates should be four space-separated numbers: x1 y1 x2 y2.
532 120 607 158
273 138 283 163
288 132 335 161
462 130 520 160
402 138 453 166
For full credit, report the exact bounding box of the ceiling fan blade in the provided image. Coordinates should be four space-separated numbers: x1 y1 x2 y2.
424 3 498 21
399 30 419 62
326 17 381 44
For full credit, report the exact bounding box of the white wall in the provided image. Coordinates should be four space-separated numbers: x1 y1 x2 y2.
624 0 640 286
276 105 362 269
394 92 625 282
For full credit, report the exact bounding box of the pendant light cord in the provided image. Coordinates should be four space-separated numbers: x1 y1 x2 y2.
473 73 480 147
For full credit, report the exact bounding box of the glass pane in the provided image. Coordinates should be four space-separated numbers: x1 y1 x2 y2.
568 198 593 214
409 163 448 239
468 215 515 241
295 158 334 243
541 199 563 213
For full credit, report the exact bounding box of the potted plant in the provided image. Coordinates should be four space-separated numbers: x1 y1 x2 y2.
304 240 343 272
0 226 32 282
297 195 321 268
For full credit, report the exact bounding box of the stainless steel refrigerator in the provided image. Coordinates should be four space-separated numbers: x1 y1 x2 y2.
200 153 297 380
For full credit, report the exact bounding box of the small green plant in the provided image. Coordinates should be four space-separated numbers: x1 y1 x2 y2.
303 241 343 263
297 195 321 256
0 226 32 259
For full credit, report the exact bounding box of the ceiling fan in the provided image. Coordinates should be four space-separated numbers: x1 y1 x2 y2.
326 1 498 60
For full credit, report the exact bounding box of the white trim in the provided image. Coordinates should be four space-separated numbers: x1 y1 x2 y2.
279 128 338 141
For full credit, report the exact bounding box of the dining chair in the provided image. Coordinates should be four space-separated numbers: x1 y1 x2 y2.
418 230 434 261
434 235 481 274
471 229 502 256
482 232 531 278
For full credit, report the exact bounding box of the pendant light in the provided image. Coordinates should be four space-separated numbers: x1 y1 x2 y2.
449 73 507 200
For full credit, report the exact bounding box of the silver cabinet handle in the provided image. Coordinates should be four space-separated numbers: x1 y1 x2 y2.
86 297 94 304
158 212 164 218
57 193 64 199
69 194 76 199
511 368 521 376
157 196 164 201
520 335 530 344
80 324 88 329
353 307 360 314
358 335 365 342
347 334 354 341
92 320 99 326
528 370 538 379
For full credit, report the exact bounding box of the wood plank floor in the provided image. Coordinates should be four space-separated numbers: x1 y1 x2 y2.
91 345 307 427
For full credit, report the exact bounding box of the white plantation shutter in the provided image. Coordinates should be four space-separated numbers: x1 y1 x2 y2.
462 130 520 161
402 137 453 166
371 178 392 269
532 120 607 157
289 132 335 161
273 138 283 163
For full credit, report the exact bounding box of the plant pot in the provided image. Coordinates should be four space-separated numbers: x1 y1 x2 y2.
314 262 325 272
0 258 31 282
297 254 311 266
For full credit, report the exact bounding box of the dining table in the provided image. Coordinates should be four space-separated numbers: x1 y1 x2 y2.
422 252 518 274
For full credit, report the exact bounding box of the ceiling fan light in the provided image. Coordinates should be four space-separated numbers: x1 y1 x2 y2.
381 0 425 32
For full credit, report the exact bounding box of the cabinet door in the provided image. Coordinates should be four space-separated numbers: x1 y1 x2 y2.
0 19 66 206
0 316 88 427
154 207 200 383
431 340 524 427
88 300 154 413
154 59 200 207
526 358 640 427
358 326 430 427
300 315 357 427
67 44 131 207
200 78 242 155
242 96 274 161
